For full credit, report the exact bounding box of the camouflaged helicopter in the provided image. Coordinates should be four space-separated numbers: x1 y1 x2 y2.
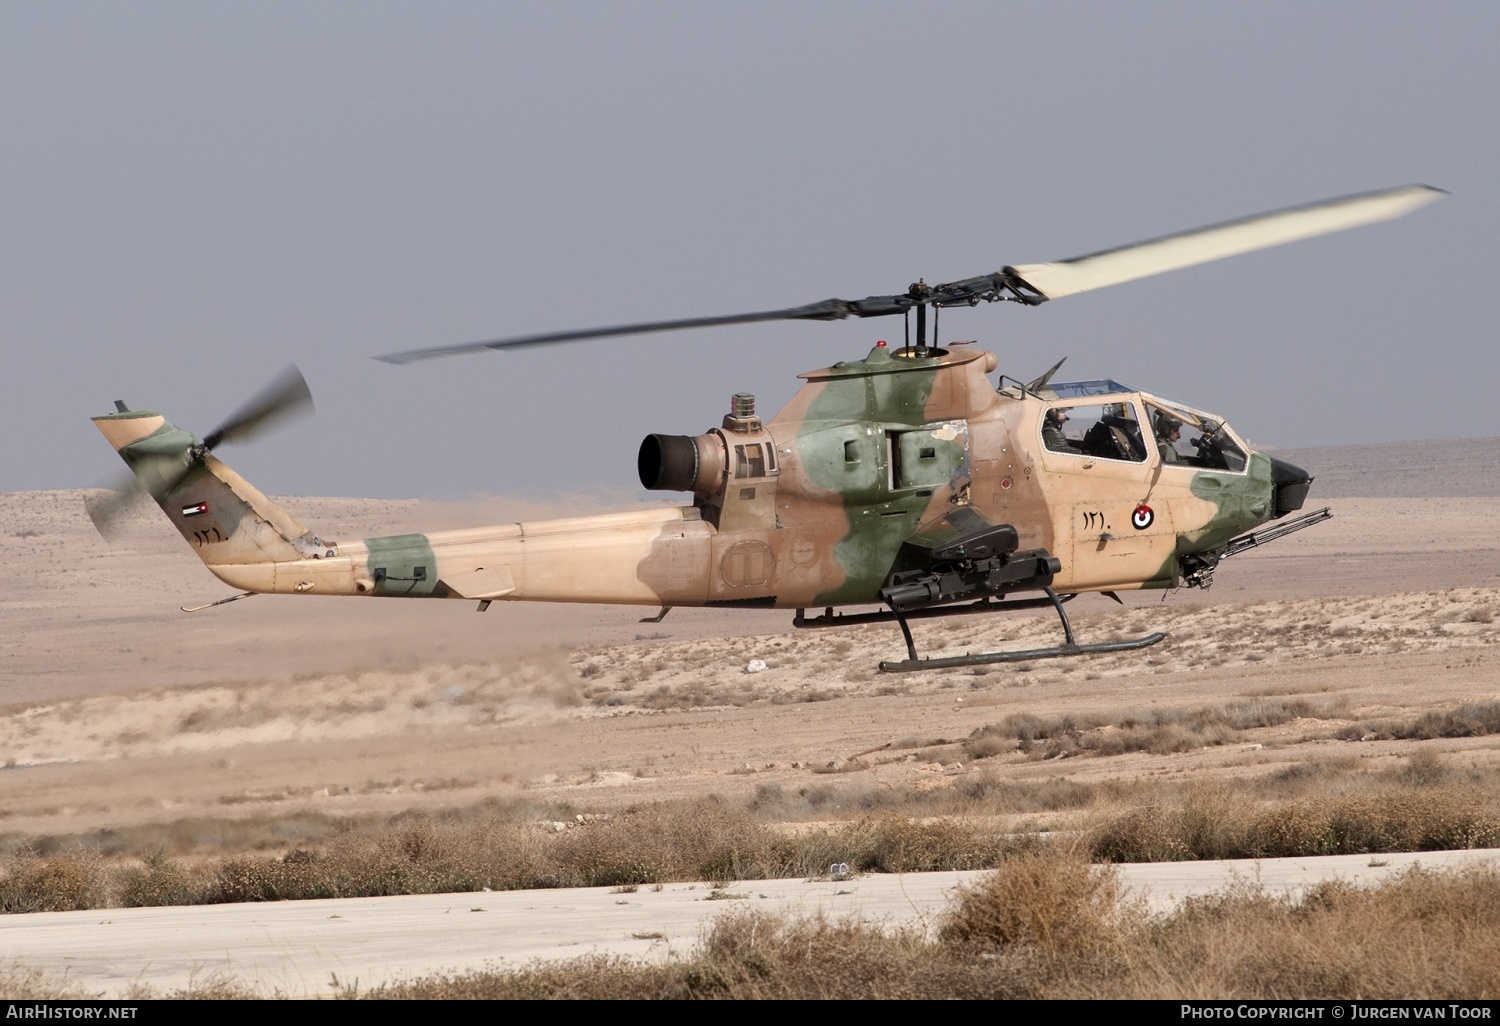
91 185 1442 671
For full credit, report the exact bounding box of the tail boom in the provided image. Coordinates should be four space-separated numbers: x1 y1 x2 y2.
95 408 718 608
208 506 715 606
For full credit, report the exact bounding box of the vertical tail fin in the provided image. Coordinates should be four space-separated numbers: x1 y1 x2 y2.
92 408 330 567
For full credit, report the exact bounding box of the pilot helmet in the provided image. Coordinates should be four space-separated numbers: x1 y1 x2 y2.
1155 412 1182 437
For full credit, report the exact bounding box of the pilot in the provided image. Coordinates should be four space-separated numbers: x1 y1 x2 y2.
1155 412 1183 463
1043 408 1080 453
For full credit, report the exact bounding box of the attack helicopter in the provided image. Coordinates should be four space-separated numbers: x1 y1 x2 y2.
90 185 1442 671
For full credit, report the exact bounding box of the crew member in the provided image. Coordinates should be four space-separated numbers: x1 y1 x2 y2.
1043 408 1080 453
1155 412 1183 463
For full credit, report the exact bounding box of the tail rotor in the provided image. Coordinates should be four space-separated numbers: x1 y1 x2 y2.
87 365 314 540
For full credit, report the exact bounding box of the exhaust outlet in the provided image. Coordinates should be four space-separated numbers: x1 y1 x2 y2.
638 432 727 497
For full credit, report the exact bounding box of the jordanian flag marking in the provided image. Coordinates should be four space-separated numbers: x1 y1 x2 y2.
182 501 210 517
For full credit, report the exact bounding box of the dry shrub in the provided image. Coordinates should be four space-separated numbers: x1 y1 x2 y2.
0 803 1009 912
208 814 553 902
963 732 1013 760
684 909 1010 1000
27 810 364 859
256 799 773 896
1311 790 1499 853
375 864 1500 1000
364 954 682 1000
9 767 1500 916
940 848 1137 958
559 806 1005 884
1092 722 1233 757
554 797 771 885
1091 782 1500 862
1340 700 1500 742
1263 757 1358 794
1088 784 1245 861
118 849 202 907
791 815 1011 877
971 699 1326 761
212 854 308 903
259 813 561 900
955 773 1107 813
1393 746 1448 787
0 848 107 912
1131 866 1500 999
747 783 787 815
374 910 1018 1000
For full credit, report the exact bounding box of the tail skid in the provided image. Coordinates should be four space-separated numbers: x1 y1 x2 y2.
181 591 256 612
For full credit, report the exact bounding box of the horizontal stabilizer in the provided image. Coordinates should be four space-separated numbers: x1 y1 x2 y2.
440 566 516 600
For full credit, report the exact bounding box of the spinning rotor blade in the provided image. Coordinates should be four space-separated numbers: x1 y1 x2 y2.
375 297 913 364
375 184 1443 364
84 475 148 541
201 364 313 449
1003 184 1444 301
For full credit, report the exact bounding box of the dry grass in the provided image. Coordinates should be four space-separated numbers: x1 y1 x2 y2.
7 754 1500 914
359 850 1500 1000
359 915 1003 999
0 848 108 913
963 697 1343 761
0 968 277 1000
939 847 1137 957
0 800 1025 910
1335 700 1500 741
0 969 95 1000
10 850 1499 999
1089 777 1500 862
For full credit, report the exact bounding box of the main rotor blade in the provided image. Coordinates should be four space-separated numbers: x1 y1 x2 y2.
378 184 1442 364
1002 184 1444 301
201 364 313 450
375 296 913 365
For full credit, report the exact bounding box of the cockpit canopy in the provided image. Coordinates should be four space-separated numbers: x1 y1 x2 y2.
1040 382 1249 472
1046 378 1138 399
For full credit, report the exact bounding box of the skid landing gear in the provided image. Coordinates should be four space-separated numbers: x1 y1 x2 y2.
878 587 1167 673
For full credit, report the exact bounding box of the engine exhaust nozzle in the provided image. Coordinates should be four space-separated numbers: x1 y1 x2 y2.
638 432 727 497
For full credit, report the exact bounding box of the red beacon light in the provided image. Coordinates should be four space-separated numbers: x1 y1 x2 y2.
875 340 887 348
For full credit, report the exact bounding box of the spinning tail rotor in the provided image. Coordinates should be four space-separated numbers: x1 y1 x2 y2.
87 366 314 539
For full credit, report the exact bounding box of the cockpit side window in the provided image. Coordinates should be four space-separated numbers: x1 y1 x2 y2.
1042 402 1147 463
1143 399 1248 472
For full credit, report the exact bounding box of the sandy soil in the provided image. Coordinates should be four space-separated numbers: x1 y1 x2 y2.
1 438 1497 842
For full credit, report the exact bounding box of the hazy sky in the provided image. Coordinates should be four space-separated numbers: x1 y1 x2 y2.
2 2 1492 500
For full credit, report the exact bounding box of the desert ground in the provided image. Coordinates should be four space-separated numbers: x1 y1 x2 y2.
0 437 1496 847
